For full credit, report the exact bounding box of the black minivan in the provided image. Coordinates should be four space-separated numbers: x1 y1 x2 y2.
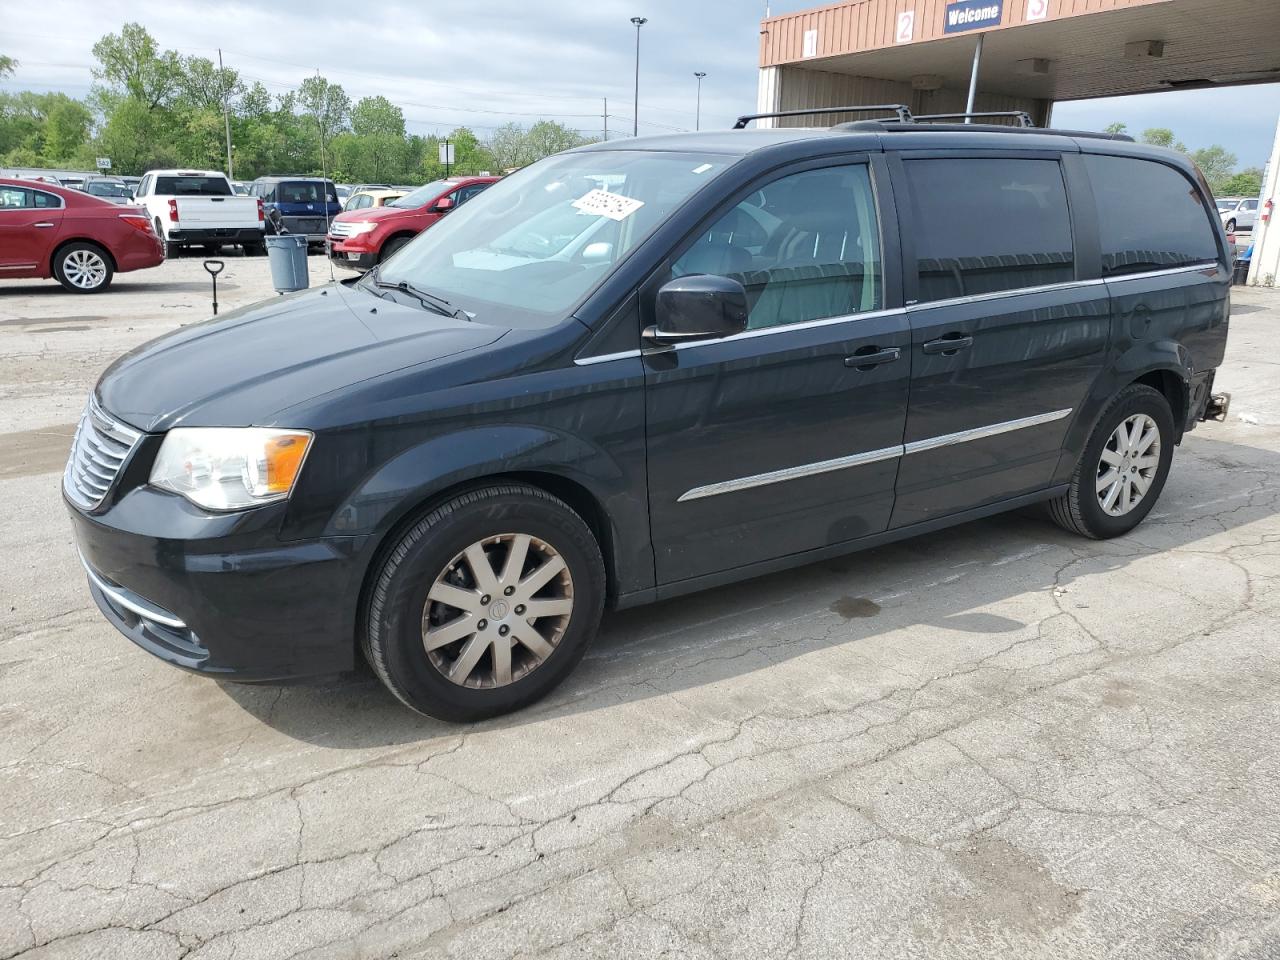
66 112 1231 720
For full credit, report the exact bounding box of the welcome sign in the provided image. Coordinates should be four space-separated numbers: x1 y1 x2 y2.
944 0 1004 32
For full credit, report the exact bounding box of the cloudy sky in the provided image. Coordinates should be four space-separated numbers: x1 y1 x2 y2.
2 0 1276 168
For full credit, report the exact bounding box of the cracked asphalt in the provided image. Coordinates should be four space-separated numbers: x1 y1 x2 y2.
3 258 1280 959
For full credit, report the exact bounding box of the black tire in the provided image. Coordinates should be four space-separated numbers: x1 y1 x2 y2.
363 483 606 721
242 241 266 257
1048 384 1175 539
1225 218 1236 233
380 236 411 262
164 240 181 259
52 241 114 293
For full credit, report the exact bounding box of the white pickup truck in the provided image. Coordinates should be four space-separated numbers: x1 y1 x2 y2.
133 169 264 256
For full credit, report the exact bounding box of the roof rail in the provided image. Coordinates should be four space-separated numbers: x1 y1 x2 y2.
833 119 1137 142
733 104 913 129
909 110 1035 127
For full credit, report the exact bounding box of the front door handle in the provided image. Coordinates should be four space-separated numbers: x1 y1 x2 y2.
922 334 974 356
844 347 901 370
33 222 55 228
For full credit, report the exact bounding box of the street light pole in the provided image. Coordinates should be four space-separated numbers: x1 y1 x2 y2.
694 72 706 131
630 17 647 137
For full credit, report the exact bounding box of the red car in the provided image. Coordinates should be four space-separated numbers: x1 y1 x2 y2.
0 178 163 293
327 175 499 271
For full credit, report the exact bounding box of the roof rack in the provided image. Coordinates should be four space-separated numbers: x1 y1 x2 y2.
908 110 1035 127
733 104 913 129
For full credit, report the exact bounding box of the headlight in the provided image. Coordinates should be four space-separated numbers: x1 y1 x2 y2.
150 428 313 510
345 222 378 235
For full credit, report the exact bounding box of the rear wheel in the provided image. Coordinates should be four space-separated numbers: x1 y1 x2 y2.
53 242 113 293
362 483 606 721
1048 384 1175 539
1225 218 1237 233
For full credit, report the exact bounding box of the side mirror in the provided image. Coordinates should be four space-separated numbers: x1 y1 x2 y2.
432 197 456 213
646 274 749 344
581 241 613 262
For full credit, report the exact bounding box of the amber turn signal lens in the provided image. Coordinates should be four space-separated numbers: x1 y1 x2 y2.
260 433 311 494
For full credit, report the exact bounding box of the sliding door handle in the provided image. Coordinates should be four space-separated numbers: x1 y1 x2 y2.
922 334 974 356
844 347 901 370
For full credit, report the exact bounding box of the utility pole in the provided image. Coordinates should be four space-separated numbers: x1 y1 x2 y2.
603 98 608 142
217 48 233 179
694 72 706 131
630 17 647 137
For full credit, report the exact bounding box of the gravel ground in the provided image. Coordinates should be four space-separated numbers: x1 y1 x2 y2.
2 258 1279 959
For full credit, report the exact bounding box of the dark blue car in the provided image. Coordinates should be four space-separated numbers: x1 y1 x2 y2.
250 176 341 243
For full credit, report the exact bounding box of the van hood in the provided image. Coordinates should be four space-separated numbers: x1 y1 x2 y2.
97 282 505 432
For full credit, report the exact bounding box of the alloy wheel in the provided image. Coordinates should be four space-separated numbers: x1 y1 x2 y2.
422 533 574 688
1096 413 1160 516
62 249 108 290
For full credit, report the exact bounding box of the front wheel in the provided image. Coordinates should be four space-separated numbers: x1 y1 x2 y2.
1048 384 1175 539
362 483 606 721
1225 218 1237 233
53 242 113 293
379 236 410 262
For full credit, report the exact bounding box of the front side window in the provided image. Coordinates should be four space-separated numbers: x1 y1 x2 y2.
1083 154 1219 275
671 164 882 329
905 158 1074 303
376 151 733 326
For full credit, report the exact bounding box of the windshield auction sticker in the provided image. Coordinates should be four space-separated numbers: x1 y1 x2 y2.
571 189 645 221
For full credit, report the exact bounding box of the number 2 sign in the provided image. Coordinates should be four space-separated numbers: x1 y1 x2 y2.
1026 0 1048 20
896 10 915 43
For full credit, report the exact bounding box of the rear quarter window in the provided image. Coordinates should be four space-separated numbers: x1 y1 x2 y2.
1083 154 1219 275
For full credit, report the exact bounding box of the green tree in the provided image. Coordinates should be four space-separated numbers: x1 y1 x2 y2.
1140 127 1188 152
1219 168 1263 198
40 95 93 163
0 55 15 79
1189 145 1238 193
1103 121 1127 135
298 74 349 169
91 24 181 111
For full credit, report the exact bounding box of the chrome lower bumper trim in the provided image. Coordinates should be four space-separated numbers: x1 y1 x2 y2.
79 552 187 629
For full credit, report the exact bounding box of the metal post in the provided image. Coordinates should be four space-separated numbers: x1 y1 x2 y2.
630 17 647 136
217 49 233 179
603 98 608 141
694 72 706 131
964 33 984 122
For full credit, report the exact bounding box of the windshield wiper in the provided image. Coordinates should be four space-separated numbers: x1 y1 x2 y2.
373 276 470 320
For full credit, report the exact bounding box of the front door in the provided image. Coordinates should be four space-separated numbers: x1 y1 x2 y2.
0 185 63 273
890 154 1109 527
644 159 911 585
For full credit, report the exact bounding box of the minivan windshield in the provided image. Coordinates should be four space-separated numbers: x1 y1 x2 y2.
375 151 733 325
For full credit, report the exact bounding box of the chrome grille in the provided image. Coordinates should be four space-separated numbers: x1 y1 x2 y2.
63 396 141 510
328 221 356 239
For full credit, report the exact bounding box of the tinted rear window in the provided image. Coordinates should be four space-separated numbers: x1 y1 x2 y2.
905 158 1074 303
276 181 338 203
156 176 231 196
1083 154 1219 275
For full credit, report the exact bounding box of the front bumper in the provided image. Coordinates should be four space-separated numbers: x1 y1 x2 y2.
327 241 376 271
68 488 369 681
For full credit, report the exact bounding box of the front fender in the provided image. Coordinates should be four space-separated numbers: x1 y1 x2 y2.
325 423 653 598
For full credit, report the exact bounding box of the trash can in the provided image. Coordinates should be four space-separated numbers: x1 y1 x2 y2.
265 235 309 293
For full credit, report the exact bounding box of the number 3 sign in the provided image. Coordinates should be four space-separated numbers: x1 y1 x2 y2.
1026 0 1048 20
